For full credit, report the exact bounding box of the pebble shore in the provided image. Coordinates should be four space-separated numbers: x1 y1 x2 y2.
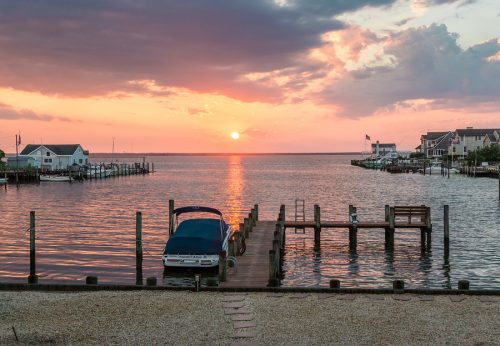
0 291 498 345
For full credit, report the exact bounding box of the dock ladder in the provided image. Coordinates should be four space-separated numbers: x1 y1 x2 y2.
294 199 305 233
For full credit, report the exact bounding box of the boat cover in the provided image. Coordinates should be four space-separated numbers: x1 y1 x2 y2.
164 218 229 255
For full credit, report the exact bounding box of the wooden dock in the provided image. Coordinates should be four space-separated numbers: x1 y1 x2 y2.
220 221 276 288
218 203 437 288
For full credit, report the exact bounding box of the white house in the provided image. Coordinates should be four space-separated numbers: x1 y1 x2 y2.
449 128 499 158
18 144 89 170
371 141 396 157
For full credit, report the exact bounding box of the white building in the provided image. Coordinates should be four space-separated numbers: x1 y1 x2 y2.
449 128 499 158
371 141 396 157
18 144 89 170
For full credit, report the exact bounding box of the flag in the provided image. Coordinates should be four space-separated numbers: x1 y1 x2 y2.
365 134 371 141
451 136 459 144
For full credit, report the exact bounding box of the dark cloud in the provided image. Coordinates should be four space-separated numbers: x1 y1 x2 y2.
0 103 75 122
319 24 500 117
0 0 397 101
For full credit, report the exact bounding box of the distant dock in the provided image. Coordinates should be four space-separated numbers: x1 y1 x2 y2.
0 160 153 185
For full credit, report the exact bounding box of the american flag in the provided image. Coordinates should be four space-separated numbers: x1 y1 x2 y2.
365 134 371 141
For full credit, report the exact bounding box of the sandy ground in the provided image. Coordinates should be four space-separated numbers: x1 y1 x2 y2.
0 291 498 345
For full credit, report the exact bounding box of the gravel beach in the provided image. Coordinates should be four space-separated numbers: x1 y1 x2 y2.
1 291 498 345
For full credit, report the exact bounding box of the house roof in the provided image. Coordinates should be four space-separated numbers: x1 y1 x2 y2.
455 128 499 137
485 133 499 143
20 144 84 156
415 144 422 150
371 143 396 148
424 132 449 140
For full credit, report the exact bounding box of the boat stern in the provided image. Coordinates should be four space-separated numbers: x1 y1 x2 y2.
162 254 220 268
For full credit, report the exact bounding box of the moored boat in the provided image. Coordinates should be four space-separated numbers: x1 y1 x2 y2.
40 175 73 182
163 206 233 268
0 177 8 184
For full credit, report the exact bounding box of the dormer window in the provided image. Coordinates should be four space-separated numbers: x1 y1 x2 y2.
46 152 50 156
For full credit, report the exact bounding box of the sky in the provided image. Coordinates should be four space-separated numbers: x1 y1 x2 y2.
0 0 499 153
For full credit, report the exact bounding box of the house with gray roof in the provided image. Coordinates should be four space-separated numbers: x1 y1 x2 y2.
483 131 499 147
420 131 454 158
18 144 89 170
449 128 499 158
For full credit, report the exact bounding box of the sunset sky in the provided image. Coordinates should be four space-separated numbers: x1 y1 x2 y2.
0 0 498 153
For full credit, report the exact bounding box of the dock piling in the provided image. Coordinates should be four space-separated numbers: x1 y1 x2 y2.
86 276 98 285
168 199 174 235
218 251 227 282
349 205 358 252
314 204 321 248
136 211 143 286
28 211 38 284
444 205 449 260
386 207 395 249
458 280 470 290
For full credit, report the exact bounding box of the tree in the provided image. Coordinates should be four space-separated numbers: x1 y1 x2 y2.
0 149 5 169
410 152 425 159
465 144 500 164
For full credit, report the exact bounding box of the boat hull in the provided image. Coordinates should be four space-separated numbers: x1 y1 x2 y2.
40 175 73 182
163 225 233 269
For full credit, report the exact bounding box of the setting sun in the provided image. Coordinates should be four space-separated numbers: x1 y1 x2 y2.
231 131 240 140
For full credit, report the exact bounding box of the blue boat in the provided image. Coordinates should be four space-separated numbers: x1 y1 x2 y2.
162 206 233 268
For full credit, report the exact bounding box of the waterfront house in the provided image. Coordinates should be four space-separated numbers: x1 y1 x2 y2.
449 128 499 159
18 144 89 170
371 141 396 157
483 131 499 147
420 131 454 158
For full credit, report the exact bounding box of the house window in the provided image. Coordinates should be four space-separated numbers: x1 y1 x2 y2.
46 152 50 156
464 146 467 152
79 159 83 164
44 158 52 163
453 147 456 153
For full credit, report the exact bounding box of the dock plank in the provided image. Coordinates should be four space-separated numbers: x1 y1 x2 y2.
220 221 276 288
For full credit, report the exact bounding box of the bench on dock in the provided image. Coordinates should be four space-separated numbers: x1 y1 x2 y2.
393 206 429 227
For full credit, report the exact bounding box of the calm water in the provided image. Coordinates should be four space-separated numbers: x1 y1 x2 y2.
1 155 499 289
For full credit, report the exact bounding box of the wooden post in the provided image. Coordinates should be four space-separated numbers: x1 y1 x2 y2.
444 205 449 260
330 279 340 289
136 211 143 285
152 162 155 173
168 199 174 235
268 249 277 287
86 276 98 285
254 204 259 221
228 236 235 257
28 211 38 284
349 206 357 252
458 280 469 290
251 208 257 227
146 277 157 286
387 207 395 249
426 206 432 249
237 223 244 255
314 204 320 248
218 251 227 282
423 161 426 176
384 204 391 247
244 218 250 238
